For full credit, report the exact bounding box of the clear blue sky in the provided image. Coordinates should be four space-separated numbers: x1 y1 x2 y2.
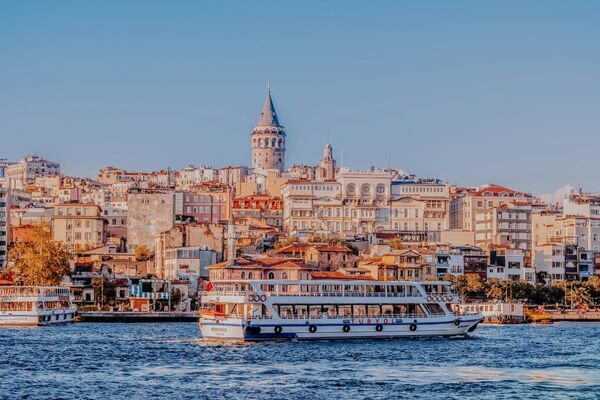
2 1 599 195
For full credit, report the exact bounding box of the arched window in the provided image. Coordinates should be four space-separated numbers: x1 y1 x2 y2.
346 184 356 195
282 272 288 280
361 184 371 196
240 271 246 279
271 138 276 147
258 138 263 147
376 184 386 195
248 271 253 279
278 138 283 148
268 272 275 280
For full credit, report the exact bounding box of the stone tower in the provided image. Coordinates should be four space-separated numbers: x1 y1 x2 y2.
251 85 286 173
317 143 336 181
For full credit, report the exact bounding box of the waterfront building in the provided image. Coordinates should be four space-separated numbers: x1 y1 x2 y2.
449 184 534 231
164 246 218 295
487 247 535 284
533 244 566 282
154 223 225 278
127 188 175 250
51 203 107 250
251 86 286 173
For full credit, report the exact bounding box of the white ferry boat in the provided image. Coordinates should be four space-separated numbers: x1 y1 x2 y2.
199 279 483 341
0 286 77 326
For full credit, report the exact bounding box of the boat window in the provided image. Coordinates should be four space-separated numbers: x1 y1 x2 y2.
368 305 381 316
262 304 272 318
240 271 245 279
393 304 408 315
382 305 393 315
423 303 444 315
295 305 309 318
353 305 366 316
322 305 336 318
278 305 293 318
337 305 352 317
309 305 321 318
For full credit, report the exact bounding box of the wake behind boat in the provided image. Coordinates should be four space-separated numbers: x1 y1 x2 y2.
199 279 482 341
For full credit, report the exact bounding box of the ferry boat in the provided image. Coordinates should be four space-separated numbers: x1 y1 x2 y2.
0 286 77 326
199 279 483 341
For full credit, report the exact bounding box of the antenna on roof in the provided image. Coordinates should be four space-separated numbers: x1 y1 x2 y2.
267 81 271 94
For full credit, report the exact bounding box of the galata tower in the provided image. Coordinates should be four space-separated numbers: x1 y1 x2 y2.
251 84 286 173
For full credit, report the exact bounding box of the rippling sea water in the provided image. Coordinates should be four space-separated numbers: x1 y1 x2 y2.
1 322 599 399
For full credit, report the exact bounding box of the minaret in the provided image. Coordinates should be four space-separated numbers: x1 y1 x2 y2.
251 84 286 173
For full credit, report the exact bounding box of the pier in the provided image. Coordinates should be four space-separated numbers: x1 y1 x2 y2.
78 311 199 323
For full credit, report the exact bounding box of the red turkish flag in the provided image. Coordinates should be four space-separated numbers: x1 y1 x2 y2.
205 281 214 293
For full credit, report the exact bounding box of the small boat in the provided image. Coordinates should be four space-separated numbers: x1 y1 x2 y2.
199 279 483 341
0 286 77 326
459 302 527 324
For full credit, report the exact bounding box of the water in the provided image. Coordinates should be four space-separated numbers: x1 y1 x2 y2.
1 323 599 399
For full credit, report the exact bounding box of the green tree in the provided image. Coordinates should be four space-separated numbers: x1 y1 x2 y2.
6 224 72 286
92 277 116 310
171 288 183 310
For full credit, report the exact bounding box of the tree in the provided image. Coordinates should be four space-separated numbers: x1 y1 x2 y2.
485 278 507 300
6 224 72 286
388 238 405 250
135 245 152 261
171 288 183 310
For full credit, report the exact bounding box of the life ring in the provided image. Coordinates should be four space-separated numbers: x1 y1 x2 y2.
426 296 433 302
274 325 283 334
248 295 257 302
343 324 351 333
409 323 417 332
446 296 453 302
375 324 383 332
309 324 317 333
259 295 267 302
454 318 461 326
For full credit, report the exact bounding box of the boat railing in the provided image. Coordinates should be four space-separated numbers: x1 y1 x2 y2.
0 286 71 297
202 290 429 298
202 312 452 320
248 312 447 320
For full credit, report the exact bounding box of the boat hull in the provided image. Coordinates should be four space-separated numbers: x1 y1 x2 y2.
0 309 77 326
200 316 483 341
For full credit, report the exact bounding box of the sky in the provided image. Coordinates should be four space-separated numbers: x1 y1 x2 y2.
1 1 599 195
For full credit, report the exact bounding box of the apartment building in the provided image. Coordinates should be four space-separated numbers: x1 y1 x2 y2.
52 203 106 249
127 189 175 250
5 155 60 188
475 203 532 254
450 184 534 231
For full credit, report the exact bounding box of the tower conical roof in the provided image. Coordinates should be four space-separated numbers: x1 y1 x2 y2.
256 85 282 127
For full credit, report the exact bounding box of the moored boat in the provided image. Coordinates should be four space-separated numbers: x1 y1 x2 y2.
199 279 483 341
0 286 77 326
